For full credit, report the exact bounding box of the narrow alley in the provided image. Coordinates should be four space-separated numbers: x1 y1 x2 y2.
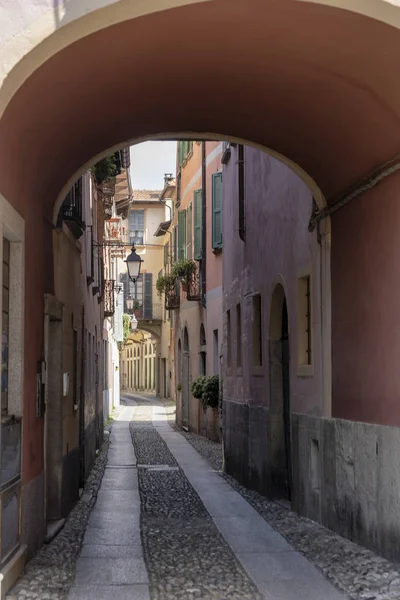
6 394 400 600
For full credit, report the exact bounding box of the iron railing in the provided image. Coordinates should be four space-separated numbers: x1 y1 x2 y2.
104 280 115 317
165 288 180 311
131 303 163 321
187 261 202 302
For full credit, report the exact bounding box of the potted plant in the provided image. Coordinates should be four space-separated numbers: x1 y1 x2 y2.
133 299 142 318
156 273 177 297
172 259 197 292
91 155 118 196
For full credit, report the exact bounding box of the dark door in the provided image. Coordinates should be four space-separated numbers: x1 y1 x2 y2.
281 299 291 501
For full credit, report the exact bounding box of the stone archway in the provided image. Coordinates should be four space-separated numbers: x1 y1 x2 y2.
269 282 291 504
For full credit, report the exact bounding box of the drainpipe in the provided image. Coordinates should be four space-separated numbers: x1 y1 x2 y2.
201 142 207 307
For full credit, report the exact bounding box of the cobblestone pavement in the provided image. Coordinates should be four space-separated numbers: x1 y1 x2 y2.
130 402 263 600
181 428 400 600
6 427 112 600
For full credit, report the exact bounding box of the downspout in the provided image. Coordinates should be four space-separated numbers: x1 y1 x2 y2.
201 142 207 307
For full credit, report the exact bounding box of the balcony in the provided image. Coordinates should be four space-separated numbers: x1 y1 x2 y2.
186 261 202 302
165 288 180 311
127 302 163 321
104 280 116 317
59 179 85 239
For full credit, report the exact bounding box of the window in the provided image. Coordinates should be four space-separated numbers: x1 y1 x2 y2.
194 189 202 260
227 310 232 368
212 172 223 250
143 273 153 319
129 209 145 245
252 294 262 367
187 203 192 260
238 145 245 241
2 239 10 416
164 241 170 269
297 274 312 373
177 141 193 167
178 210 187 260
236 303 242 370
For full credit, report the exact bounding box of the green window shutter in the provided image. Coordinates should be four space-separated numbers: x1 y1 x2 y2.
178 210 186 260
212 172 223 249
187 203 193 260
194 189 202 260
173 227 178 262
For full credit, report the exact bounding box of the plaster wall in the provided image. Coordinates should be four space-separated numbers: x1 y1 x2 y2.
332 171 400 426
222 147 322 490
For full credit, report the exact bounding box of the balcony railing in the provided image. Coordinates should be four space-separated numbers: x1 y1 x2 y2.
165 288 180 311
127 303 163 321
129 230 144 246
187 261 202 302
104 280 116 317
134 302 163 321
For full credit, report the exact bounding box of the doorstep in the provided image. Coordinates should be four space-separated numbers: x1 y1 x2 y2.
0 544 27 599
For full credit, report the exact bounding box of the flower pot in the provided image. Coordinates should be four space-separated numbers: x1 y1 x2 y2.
181 282 189 292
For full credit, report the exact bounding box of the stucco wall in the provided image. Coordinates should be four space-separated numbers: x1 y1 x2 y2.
332 172 400 426
222 146 322 490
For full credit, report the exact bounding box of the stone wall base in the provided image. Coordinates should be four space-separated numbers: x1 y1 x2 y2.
223 400 400 562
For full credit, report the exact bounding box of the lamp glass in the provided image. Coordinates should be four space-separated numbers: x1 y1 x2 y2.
126 246 143 282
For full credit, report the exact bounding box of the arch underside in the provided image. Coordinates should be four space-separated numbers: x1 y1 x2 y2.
1 0 400 215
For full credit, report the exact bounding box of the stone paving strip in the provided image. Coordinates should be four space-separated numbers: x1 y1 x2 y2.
67 403 150 600
6 425 113 600
181 427 400 600
151 404 346 600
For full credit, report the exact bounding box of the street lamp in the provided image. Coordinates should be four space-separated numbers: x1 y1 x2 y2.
125 245 143 283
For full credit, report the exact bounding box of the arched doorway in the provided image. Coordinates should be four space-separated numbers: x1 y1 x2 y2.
183 327 190 429
269 283 291 504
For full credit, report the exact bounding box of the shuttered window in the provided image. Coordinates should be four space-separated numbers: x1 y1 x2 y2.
212 172 223 249
187 203 192 260
178 210 186 260
194 189 202 260
163 241 169 269
143 273 153 319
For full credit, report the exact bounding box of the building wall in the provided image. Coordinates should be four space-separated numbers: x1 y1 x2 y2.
52 172 104 517
222 145 323 494
173 142 223 439
331 171 400 426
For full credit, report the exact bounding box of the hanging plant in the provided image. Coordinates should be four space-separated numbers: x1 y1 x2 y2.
172 259 196 291
156 273 177 298
91 155 118 185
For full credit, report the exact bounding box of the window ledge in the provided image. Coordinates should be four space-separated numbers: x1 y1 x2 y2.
252 366 264 377
297 364 314 378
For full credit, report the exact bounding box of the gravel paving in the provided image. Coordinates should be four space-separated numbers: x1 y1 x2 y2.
131 405 263 600
180 428 400 600
6 429 112 600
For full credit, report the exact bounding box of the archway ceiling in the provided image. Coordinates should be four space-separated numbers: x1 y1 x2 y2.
1 0 400 214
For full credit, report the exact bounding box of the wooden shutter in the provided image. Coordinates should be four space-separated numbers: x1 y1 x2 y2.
187 203 192 260
178 210 186 260
173 227 178 262
194 189 202 260
164 241 169 269
143 273 153 319
212 172 223 249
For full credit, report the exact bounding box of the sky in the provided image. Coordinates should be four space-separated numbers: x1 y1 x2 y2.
130 141 177 190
